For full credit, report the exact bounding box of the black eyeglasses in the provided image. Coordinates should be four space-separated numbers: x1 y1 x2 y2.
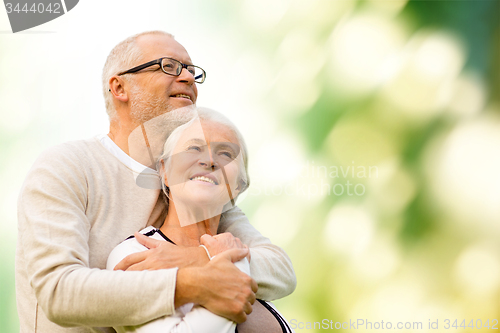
117 57 206 83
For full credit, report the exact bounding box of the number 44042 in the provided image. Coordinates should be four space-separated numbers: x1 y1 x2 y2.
5 3 62 14
444 319 498 329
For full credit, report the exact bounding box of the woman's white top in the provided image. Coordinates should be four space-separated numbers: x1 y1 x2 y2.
106 226 250 333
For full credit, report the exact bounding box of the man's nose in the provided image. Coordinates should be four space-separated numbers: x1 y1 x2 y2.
177 67 195 84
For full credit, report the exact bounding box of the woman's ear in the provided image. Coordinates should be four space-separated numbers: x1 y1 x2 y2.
235 179 246 193
160 159 169 187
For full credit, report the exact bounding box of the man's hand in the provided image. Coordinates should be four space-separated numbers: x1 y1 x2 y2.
113 232 209 271
201 232 251 262
175 248 258 323
236 301 284 333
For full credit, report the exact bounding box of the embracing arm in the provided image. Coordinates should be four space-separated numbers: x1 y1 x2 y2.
19 145 257 328
17 146 177 327
120 206 298 302
109 240 252 333
218 206 297 301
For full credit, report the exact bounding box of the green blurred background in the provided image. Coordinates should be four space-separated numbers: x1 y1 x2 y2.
1 0 499 332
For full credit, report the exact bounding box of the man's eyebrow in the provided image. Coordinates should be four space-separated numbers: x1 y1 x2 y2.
214 142 238 151
165 56 194 66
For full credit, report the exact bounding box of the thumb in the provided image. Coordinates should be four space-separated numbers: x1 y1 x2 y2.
216 247 249 264
200 234 217 248
134 231 162 249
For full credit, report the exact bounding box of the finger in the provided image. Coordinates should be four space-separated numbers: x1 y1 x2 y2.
243 301 253 316
218 248 248 263
234 311 247 324
250 278 258 294
135 232 163 249
234 238 245 248
213 232 232 240
245 245 251 262
200 234 217 248
113 251 147 271
248 291 256 305
125 261 149 271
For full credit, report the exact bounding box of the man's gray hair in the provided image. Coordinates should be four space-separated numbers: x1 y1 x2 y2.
102 31 174 119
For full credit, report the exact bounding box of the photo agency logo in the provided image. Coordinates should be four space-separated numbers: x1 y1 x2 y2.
3 0 78 33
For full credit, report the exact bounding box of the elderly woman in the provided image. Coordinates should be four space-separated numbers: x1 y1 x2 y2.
107 108 293 333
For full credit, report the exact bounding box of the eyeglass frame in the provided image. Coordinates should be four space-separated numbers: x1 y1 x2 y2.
116 57 206 83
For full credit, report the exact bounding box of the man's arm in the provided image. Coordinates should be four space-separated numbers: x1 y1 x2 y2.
218 206 297 301
111 250 255 333
18 145 254 327
18 145 178 327
108 230 257 324
116 205 297 301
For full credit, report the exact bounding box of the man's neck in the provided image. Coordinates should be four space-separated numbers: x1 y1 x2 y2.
108 118 139 156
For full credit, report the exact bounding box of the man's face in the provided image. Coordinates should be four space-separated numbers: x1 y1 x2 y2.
127 35 199 124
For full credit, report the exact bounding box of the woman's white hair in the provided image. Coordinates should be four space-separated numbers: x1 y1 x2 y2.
101 31 174 119
157 107 250 210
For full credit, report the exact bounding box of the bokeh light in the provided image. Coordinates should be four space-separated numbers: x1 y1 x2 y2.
1 0 499 332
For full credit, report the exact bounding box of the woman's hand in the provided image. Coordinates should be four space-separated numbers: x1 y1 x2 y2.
113 232 210 271
200 233 251 262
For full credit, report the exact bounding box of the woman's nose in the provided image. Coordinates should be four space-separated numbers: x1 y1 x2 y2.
199 150 216 169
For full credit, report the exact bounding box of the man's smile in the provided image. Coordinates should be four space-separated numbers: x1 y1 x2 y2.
170 91 195 103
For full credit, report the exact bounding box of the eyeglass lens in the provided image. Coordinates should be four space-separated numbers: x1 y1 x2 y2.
161 58 204 83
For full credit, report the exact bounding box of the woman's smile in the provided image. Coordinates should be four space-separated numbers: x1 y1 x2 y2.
189 173 219 185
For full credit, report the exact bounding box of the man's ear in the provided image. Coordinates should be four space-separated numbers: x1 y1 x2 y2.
108 76 129 103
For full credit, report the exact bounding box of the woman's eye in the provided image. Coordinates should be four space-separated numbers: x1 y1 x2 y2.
219 151 233 159
187 145 201 152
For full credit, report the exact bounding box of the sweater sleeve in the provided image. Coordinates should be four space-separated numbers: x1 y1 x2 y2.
108 237 251 333
218 206 297 301
18 145 177 327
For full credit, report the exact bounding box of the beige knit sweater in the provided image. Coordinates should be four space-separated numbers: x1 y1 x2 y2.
16 138 296 333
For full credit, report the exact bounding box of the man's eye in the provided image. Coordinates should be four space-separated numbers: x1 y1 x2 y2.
219 151 233 159
162 60 177 71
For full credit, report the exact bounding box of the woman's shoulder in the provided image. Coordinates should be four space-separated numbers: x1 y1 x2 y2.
105 226 157 270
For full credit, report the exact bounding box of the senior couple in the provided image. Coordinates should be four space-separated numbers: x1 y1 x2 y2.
16 31 296 333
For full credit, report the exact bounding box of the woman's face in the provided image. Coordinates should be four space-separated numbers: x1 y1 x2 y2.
164 118 242 218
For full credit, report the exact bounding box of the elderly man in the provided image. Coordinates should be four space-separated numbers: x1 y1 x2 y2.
16 31 296 333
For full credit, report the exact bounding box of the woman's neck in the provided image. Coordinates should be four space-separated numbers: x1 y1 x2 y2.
159 201 220 247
